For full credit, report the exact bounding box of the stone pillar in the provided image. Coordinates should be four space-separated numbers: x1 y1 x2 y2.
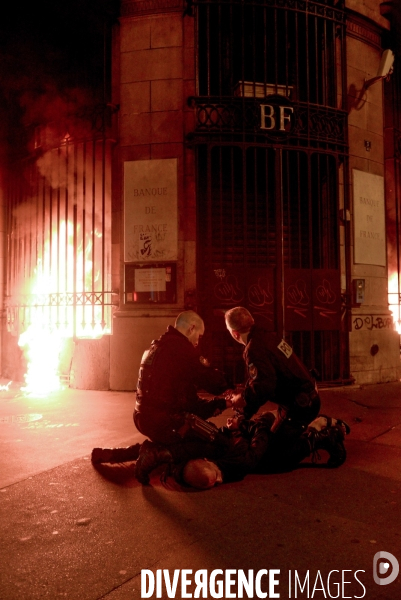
346 0 401 383
110 0 196 389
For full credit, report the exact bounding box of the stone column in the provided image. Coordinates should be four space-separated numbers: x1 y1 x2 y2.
110 0 196 389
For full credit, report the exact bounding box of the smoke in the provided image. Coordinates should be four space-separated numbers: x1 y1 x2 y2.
0 1 117 156
12 201 39 237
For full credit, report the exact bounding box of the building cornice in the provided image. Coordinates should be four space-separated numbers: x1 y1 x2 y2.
346 10 383 49
120 0 184 17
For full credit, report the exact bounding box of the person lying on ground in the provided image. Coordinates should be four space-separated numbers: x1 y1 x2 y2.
175 412 350 490
92 411 350 488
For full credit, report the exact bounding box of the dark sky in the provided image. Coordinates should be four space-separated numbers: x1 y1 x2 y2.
0 0 118 148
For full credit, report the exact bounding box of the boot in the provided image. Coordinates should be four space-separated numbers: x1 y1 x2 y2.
134 439 173 485
91 443 141 465
309 414 351 436
305 425 346 468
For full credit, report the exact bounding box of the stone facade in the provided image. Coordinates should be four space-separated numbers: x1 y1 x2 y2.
110 3 197 390
346 1 401 383
102 0 401 390
4 0 397 390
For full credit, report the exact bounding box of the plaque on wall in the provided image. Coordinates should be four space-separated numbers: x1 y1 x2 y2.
353 169 386 266
124 158 178 262
125 263 177 304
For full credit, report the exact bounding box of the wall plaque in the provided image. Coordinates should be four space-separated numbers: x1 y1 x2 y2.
124 158 178 262
353 169 386 266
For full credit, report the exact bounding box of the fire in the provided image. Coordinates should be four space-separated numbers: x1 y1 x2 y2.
17 217 109 396
18 321 66 395
388 272 401 334
8 136 112 396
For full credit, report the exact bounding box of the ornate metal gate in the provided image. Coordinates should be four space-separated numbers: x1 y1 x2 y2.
191 0 350 384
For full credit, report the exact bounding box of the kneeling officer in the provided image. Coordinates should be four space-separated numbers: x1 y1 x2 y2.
134 310 232 483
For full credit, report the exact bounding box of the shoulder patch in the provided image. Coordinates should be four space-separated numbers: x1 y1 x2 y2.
248 362 258 380
199 356 210 367
277 339 293 358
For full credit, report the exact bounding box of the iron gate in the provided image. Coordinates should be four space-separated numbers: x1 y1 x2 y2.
196 145 346 383
6 134 113 339
192 0 350 384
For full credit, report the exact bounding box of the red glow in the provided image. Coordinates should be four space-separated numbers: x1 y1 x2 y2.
388 272 401 335
17 219 110 395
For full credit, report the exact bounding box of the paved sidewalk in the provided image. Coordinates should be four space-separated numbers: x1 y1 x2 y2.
0 380 401 599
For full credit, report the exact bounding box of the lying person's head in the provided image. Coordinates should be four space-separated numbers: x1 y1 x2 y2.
182 458 223 489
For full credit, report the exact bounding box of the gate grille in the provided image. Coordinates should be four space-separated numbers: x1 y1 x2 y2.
193 0 349 384
195 0 345 103
197 145 346 383
6 136 113 339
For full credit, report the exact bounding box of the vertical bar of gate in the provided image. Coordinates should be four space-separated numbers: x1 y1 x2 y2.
64 141 69 333
82 141 87 334
6 169 14 330
21 171 27 328
205 146 213 304
206 2 210 96
29 163 35 328
264 149 271 270
101 138 106 332
313 11 319 105
218 2 222 98
274 7 278 89
41 169 47 330
194 2 199 95
305 10 310 105
263 5 267 92
276 149 284 337
240 1 245 97
242 145 247 273
34 162 40 329
318 19 329 106
284 9 289 96
295 11 300 101
297 152 302 267
73 203 77 340
55 147 60 331
91 138 96 331
253 148 258 266
73 141 78 340
251 4 256 88
308 151 315 372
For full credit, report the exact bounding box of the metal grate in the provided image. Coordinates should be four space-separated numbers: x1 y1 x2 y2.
195 0 344 105
197 145 346 383
192 0 349 384
6 135 113 339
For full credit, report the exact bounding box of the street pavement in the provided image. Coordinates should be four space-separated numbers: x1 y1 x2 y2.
0 380 401 600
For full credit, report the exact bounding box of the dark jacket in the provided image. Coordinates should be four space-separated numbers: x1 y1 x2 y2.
242 326 316 419
134 326 227 438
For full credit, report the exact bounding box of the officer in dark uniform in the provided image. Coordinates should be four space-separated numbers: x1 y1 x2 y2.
133 310 232 483
178 410 348 490
225 307 321 433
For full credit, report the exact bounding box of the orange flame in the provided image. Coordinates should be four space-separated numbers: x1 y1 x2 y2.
18 322 66 395
17 218 109 396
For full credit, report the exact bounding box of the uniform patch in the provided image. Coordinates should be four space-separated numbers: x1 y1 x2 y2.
248 363 258 380
199 356 210 367
277 339 293 358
